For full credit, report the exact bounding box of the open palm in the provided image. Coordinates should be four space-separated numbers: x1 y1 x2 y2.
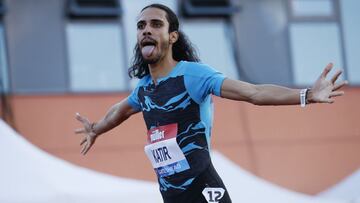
74 113 98 155
310 63 347 103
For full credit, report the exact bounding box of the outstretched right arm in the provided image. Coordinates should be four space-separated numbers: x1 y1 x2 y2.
75 98 139 155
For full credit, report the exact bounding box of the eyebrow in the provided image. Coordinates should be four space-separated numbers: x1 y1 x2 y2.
137 19 165 25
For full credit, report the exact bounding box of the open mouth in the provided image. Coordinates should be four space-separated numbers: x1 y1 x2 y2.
141 39 157 57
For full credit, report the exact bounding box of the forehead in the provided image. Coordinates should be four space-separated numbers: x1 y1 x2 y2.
137 7 168 23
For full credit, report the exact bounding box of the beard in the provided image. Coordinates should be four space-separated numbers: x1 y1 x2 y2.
141 40 170 64
143 55 161 64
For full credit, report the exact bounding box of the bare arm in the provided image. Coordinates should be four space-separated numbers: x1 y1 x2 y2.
75 98 139 155
221 63 347 105
221 80 300 105
90 98 138 135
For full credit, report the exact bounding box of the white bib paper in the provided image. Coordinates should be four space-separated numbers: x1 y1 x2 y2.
144 123 190 177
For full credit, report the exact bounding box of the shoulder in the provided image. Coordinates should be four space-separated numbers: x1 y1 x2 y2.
136 75 152 87
181 61 214 70
129 75 151 96
180 61 219 77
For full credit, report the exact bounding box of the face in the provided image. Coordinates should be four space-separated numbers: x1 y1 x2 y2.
136 7 178 64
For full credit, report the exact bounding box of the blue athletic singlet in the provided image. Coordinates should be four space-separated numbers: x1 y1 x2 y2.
127 61 226 197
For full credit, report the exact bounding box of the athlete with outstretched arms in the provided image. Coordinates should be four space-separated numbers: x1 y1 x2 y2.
75 4 347 203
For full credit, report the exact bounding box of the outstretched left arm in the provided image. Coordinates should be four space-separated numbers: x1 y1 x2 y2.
220 63 348 106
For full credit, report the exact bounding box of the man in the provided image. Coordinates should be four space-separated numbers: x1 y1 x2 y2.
75 4 347 203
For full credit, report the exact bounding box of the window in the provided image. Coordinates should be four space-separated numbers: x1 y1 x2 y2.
180 0 238 18
0 1 9 93
67 0 120 19
66 0 128 92
182 20 239 79
340 0 360 84
180 0 240 79
290 0 334 18
0 0 3 15
66 22 127 92
288 0 346 86
290 23 343 85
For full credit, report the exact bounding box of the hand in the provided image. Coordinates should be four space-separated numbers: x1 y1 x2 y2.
74 113 98 155
309 63 348 104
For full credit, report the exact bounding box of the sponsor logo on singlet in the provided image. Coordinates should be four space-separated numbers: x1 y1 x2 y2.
150 129 165 142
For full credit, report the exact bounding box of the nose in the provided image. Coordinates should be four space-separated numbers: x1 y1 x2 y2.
142 25 152 36
143 30 151 36
143 31 151 36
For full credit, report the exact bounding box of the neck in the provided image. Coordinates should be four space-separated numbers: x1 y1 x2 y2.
148 53 178 84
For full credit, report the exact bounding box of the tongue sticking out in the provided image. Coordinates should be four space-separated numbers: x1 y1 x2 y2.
141 45 155 57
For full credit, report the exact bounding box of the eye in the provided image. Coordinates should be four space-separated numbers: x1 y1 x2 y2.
152 21 162 28
137 23 145 30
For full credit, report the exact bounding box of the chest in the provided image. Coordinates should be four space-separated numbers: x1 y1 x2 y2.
137 76 200 129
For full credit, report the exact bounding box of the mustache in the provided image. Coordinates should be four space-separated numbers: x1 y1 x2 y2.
140 37 157 46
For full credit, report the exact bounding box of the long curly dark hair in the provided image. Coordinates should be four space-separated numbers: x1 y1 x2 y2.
128 4 200 79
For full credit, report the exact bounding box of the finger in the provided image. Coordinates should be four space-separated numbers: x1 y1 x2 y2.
331 69 343 84
75 112 84 123
80 136 89 154
75 113 90 125
82 142 94 155
85 143 94 155
74 128 85 134
80 137 87 146
333 80 348 91
81 142 88 155
329 91 344 98
81 144 86 154
321 63 333 78
323 98 335 104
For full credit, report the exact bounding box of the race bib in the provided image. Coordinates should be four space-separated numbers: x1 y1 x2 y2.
144 123 190 177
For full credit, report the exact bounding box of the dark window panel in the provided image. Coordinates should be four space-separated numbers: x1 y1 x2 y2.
180 0 239 18
66 0 121 19
0 0 5 16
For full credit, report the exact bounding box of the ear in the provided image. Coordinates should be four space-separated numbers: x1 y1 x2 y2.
169 31 179 44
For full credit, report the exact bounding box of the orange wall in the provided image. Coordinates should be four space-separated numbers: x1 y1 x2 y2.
3 87 360 194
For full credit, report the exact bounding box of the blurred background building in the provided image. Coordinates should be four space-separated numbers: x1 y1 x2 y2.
0 0 359 201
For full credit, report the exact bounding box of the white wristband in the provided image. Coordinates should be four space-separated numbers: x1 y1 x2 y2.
300 89 308 108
